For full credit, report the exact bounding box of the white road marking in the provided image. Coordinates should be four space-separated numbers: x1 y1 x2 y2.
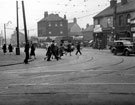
9 82 135 86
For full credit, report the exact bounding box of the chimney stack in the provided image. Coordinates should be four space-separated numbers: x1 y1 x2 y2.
73 18 77 23
110 0 117 8
64 15 66 19
44 11 48 18
121 0 128 5
86 24 90 28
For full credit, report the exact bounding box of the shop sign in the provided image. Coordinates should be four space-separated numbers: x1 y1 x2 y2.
130 20 135 24
94 25 102 33
73 36 83 40
131 27 135 32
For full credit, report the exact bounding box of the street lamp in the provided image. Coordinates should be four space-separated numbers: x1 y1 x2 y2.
4 21 12 45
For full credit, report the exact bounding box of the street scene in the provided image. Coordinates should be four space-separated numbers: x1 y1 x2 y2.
0 0 135 105
0 48 135 105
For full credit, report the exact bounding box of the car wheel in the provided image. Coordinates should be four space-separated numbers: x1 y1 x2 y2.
125 50 129 56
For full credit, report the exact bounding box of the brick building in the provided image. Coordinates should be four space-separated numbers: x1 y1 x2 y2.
93 0 135 49
37 12 68 39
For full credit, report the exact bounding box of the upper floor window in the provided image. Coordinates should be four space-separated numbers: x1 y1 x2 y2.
48 23 51 27
55 23 58 27
119 15 123 26
127 14 131 24
60 23 63 27
97 18 100 24
107 17 111 27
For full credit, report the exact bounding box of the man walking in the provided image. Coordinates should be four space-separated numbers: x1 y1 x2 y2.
24 42 30 64
76 42 82 55
47 40 59 61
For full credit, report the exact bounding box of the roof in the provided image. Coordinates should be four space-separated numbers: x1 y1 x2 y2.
68 22 82 36
94 0 135 18
68 22 75 30
83 25 94 32
39 14 63 22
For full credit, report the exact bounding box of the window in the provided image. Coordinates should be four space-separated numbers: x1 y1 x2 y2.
60 31 63 34
60 23 63 27
55 23 58 27
48 23 51 27
119 15 123 26
127 14 131 24
49 31 52 34
97 18 100 24
107 17 111 27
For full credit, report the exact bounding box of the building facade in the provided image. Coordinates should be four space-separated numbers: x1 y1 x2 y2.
68 18 83 42
93 0 135 49
10 31 25 47
82 24 94 41
37 12 68 39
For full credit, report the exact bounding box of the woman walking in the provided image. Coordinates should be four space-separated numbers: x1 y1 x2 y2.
8 44 13 55
2 44 7 55
30 43 36 59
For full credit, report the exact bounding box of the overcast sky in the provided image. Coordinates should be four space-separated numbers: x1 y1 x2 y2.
0 0 111 38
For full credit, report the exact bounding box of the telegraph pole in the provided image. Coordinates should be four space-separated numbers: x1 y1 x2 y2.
4 24 6 45
113 0 117 40
16 1 20 55
22 1 28 43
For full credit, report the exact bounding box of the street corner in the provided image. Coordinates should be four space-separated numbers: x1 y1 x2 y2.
0 51 26 67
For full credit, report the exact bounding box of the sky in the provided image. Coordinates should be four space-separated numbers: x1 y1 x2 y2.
0 0 112 38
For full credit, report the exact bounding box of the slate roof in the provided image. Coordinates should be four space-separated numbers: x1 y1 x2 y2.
68 22 75 30
94 0 135 18
39 14 63 22
68 22 82 36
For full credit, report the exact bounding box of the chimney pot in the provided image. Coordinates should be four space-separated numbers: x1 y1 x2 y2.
44 11 48 18
74 18 77 23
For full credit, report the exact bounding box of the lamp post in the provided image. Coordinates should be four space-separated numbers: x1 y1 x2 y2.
4 21 12 45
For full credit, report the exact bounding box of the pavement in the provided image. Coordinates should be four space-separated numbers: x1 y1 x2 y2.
0 48 34 67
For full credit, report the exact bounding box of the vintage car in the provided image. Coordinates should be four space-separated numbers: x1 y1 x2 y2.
110 40 135 56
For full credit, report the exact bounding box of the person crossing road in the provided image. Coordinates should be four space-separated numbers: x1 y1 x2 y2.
76 42 82 55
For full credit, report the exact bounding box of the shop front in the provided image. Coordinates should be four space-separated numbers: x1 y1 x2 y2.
93 25 107 49
131 18 135 42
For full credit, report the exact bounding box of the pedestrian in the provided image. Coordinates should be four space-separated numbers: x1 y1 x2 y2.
2 44 7 55
24 41 30 64
76 42 82 55
59 43 64 58
45 44 52 61
30 43 36 59
8 44 13 55
67 42 72 56
50 40 59 61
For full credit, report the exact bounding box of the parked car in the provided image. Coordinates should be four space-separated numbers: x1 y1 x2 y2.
110 40 135 56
